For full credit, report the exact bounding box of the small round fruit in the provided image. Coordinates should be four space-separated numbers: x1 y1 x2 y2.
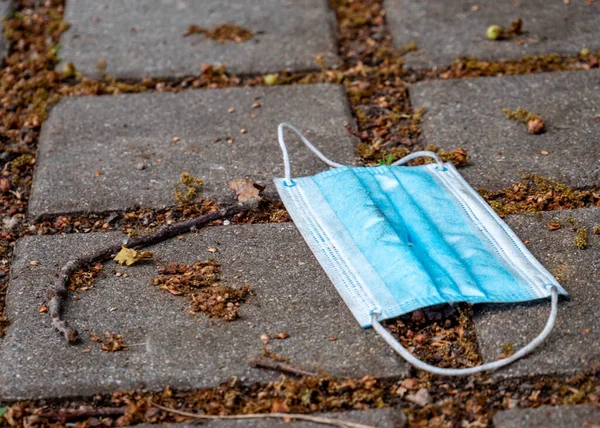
486 25 503 40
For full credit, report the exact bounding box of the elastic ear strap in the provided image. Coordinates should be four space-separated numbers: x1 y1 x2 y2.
391 151 445 169
371 286 558 376
278 123 343 184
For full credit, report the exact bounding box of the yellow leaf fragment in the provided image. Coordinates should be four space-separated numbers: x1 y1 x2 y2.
114 245 153 266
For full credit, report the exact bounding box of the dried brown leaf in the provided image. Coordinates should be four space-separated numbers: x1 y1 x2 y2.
228 178 261 202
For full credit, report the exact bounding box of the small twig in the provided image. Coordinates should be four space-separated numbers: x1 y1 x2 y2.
151 402 376 428
41 406 127 423
48 201 256 343
249 357 318 378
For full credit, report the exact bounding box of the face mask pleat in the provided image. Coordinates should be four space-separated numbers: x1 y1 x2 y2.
312 164 542 314
311 167 446 309
387 166 527 301
367 167 488 301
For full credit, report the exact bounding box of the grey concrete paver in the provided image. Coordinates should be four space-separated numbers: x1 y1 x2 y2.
0 223 408 400
29 84 357 218
474 207 600 379
0 0 12 60
133 407 407 428
59 0 339 79
493 404 599 428
410 69 600 190
386 0 600 69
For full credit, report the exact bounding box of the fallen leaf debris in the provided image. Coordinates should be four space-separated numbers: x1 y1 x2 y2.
385 303 482 370
90 331 128 352
151 260 252 321
183 23 254 43
480 174 600 216
228 178 262 203
68 263 104 291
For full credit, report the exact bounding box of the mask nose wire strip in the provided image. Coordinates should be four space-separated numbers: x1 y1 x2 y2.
371 286 558 376
278 123 344 184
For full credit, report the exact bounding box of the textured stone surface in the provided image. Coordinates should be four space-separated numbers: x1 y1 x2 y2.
59 0 339 79
474 208 600 379
386 0 600 69
0 0 12 59
30 84 357 218
410 69 600 190
493 404 600 428
0 223 408 400
134 407 406 428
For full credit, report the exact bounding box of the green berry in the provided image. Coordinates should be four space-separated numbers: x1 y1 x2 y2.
581 48 590 56
61 62 76 79
486 25 503 40
264 74 278 86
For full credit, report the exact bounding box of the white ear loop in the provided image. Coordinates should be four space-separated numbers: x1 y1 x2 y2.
371 286 559 376
278 123 343 185
277 123 445 185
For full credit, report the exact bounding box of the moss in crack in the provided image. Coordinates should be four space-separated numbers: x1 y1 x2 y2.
432 52 599 80
174 172 204 204
574 227 588 250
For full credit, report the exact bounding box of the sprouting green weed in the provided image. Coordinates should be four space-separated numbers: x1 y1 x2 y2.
378 154 394 166
49 44 61 56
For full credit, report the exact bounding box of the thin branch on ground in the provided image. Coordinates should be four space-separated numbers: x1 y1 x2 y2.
249 357 318 377
151 402 376 428
48 201 257 343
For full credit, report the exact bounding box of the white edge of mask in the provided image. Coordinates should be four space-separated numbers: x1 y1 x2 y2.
428 162 567 299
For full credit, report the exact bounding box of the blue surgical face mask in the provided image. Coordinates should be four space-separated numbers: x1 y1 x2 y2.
274 123 567 376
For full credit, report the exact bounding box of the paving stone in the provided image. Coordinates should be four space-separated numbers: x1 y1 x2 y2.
0 0 12 60
0 223 408 400
59 0 339 79
493 404 599 428
410 69 600 191
385 0 600 69
29 84 358 218
133 407 406 428
473 207 600 379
